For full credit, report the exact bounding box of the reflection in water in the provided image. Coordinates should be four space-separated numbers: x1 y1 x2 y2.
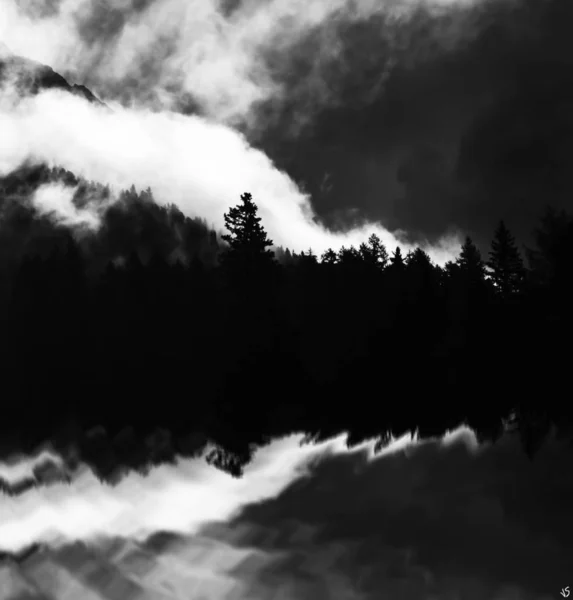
0 427 568 599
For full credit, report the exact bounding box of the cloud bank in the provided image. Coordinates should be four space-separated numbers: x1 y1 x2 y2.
0 0 489 128
0 86 461 261
1 427 569 599
0 0 506 261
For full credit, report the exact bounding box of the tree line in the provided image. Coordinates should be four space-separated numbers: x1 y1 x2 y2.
1 172 572 476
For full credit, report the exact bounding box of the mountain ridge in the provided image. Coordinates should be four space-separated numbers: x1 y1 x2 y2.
0 44 104 106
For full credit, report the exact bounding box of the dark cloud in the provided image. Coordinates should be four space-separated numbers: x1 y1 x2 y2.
6 0 573 252
1 431 569 598
249 0 573 250
244 4 492 245
393 144 461 240
454 9 573 246
73 0 158 47
224 432 572 599
64 0 171 106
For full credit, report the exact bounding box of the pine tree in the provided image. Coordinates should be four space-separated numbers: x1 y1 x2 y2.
443 260 460 285
358 242 371 263
525 206 573 287
321 248 338 265
405 247 434 273
220 192 276 281
369 233 389 268
338 245 361 266
487 220 525 296
359 234 388 269
404 247 438 305
302 248 318 265
219 194 279 378
273 246 296 266
389 246 405 269
456 236 486 285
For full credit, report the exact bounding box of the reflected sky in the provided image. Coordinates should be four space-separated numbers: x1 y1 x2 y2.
0 427 569 599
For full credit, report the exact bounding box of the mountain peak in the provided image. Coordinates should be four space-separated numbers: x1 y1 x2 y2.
0 47 104 107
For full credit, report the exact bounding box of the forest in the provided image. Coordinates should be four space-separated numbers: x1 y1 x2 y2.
0 164 571 479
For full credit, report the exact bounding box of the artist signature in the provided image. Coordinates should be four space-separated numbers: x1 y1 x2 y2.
561 586 570 598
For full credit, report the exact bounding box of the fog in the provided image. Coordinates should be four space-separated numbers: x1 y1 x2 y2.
0 86 461 261
0 0 496 261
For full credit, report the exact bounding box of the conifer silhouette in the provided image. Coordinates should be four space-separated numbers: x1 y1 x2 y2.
456 236 486 284
487 220 525 296
220 192 276 283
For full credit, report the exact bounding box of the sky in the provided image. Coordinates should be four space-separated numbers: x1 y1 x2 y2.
1 0 572 258
0 427 570 599
4 0 566 262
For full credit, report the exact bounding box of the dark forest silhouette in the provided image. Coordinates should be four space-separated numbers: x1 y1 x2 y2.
0 165 572 479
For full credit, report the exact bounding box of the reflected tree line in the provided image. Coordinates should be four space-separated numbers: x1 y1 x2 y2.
1 165 572 475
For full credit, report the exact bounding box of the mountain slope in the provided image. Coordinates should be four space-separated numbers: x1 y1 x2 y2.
0 44 104 106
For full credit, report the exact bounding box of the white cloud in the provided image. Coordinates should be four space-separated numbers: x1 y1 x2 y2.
0 0 489 128
0 427 567 599
30 182 102 228
0 0 489 261
0 432 349 551
0 88 461 261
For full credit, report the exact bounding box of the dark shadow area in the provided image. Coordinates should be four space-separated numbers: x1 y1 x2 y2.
0 44 571 486
217 431 573 598
0 166 571 485
6 431 567 599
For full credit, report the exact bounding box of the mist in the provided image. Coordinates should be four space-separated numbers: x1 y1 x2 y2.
30 182 104 228
0 0 488 128
0 428 480 552
2 426 570 598
0 0 504 261
0 85 461 261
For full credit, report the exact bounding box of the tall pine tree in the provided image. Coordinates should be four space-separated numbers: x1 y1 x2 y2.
359 234 388 269
525 206 573 288
389 246 405 269
487 220 525 297
219 193 280 405
456 236 486 286
219 192 276 284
